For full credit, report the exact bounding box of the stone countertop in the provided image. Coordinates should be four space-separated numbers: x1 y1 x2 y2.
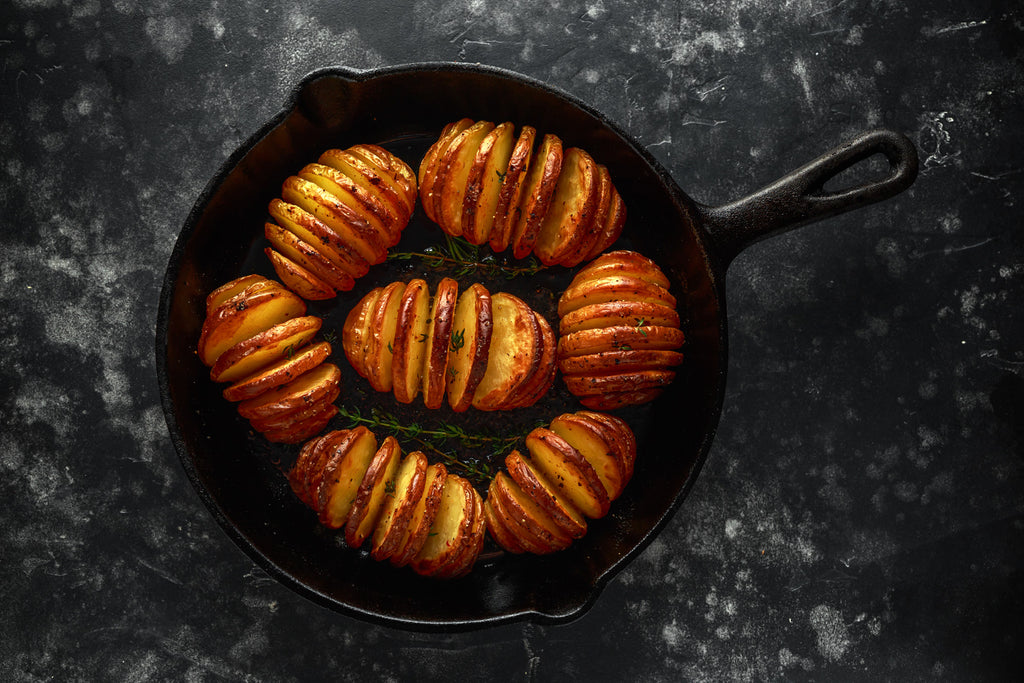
2 1 1021 680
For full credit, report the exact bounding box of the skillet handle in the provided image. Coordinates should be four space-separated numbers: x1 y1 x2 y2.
697 129 918 268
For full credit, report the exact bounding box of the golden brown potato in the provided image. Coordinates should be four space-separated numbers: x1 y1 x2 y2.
197 282 306 367
549 413 628 501
209 315 321 384
422 277 458 409
558 300 680 335
268 198 371 279
435 120 496 237
510 133 563 260
264 222 355 292
504 449 587 539
261 403 338 444
409 474 478 577
489 125 536 253
461 122 515 245
419 119 474 223
471 292 541 411
205 274 268 316
533 147 600 266
390 279 431 404
445 283 493 412
370 450 427 562
363 281 405 392
236 362 341 421
525 427 610 520
390 462 447 568
342 286 382 380
316 426 379 529
345 436 402 549
265 248 336 301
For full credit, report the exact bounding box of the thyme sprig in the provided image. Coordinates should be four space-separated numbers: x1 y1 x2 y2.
388 233 547 280
336 405 527 483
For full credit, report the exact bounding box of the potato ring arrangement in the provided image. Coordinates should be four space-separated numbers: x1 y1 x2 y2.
195 120 685 578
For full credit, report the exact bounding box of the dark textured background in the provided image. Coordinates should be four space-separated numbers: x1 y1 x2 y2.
2 1 1022 680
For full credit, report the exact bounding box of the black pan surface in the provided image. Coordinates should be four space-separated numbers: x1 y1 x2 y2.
156 63 915 629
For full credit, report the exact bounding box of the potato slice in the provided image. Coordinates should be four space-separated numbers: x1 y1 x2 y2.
486 473 564 555
265 248 336 301
533 147 600 266
223 341 331 402
268 199 371 279
505 449 587 539
197 284 306 367
563 369 676 397
347 144 418 217
205 275 269 315
549 414 626 501
264 222 355 292
483 496 526 554
419 119 474 222
558 275 677 318
299 163 399 247
345 436 402 549
261 403 337 444
490 125 536 253
579 388 665 411
525 427 610 519
236 362 341 421
494 471 574 552
370 450 427 561
432 488 485 579
561 164 613 267
391 279 431 404
297 430 351 510
559 300 680 335
461 122 515 245
578 410 636 481
559 349 684 376
422 278 458 409
209 315 321 384
584 176 626 261
289 433 328 507
280 176 388 265
316 426 379 529
319 148 412 226
575 250 672 289
390 462 447 568
363 281 405 392
434 120 496 235
471 292 541 411
409 474 476 576
510 133 563 259
342 287 382 379
248 384 339 432
446 283 493 412
502 312 556 409
557 325 685 357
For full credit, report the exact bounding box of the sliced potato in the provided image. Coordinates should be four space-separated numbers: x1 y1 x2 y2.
533 147 600 266
432 488 485 579
264 222 355 292
549 413 626 501
558 275 677 318
579 388 665 411
561 164 613 267
471 292 541 411
209 315 321 384
391 279 431 404
205 275 269 315
483 496 526 554
236 363 341 421
197 284 306 367
316 426 379 529
559 300 680 335
525 427 610 520
510 133 563 259
435 120 495 236
563 369 676 397
265 248 336 301
390 462 447 568
461 122 515 246
268 198 371 279
486 474 562 555
446 283 493 412
409 474 476 576
493 471 574 552
419 119 474 222
558 349 684 376
247 384 339 433
557 325 685 357
490 125 536 253
370 450 428 562
505 449 587 540
223 341 331 402
319 148 412 226
347 144 417 217
345 436 402 549
299 162 398 247
578 410 636 481
261 403 337 444
363 281 405 392
584 176 626 260
342 287 382 379
575 250 672 289
422 278 458 409
280 175 388 265
502 312 556 409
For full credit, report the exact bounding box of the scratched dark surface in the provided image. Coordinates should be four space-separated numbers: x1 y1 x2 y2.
2 1 1022 680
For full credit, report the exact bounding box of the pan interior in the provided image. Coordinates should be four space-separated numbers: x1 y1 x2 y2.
159 65 726 627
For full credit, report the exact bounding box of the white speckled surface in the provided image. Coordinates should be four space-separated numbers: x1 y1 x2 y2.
2 0 1021 680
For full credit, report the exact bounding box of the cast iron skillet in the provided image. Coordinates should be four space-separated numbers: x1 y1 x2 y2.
156 63 917 630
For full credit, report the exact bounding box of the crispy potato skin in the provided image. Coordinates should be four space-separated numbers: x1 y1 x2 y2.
420 120 626 265
556 250 684 408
